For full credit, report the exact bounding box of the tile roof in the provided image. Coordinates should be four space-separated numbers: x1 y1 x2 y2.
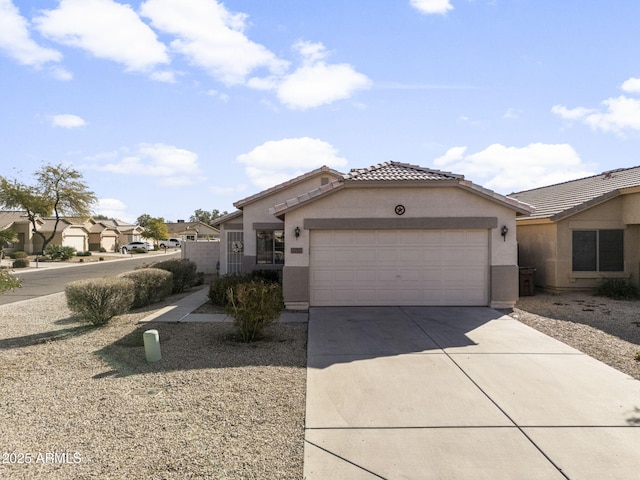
344 161 463 182
233 165 344 208
510 165 640 221
269 161 533 217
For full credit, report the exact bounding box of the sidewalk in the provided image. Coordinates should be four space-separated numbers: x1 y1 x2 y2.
139 286 308 324
0 250 177 271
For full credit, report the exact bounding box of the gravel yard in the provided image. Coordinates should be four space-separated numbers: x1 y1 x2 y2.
1 286 639 479
0 290 307 480
513 291 640 380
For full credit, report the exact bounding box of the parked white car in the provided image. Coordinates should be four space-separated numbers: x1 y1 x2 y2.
121 241 154 253
159 238 182 248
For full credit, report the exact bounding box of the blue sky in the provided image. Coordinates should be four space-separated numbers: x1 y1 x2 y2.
2 0 640 223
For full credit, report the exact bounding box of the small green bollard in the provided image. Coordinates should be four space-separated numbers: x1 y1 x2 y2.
143 329 161 362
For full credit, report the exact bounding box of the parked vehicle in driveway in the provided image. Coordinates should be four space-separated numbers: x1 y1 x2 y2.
121 241 154 253
159 238 182 248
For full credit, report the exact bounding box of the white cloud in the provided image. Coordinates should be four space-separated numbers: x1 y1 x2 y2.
503 108 522 120
140 0 287 85
86 143 204 187
434 143 595 193
410 0 454 15
50 113 86 128
254 41 371 110
49 65 73 81
237 137 348 189
35 0 169 74
95 198 135 223
552 77 640 134
0 0 62 67
621 77 640 94
551 104 594 120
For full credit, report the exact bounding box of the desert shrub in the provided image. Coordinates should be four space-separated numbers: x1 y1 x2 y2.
0 268 21 294
132 247 148 254
76 250 92 257
10 251 28 259
226 280 283 342
65 277 135 325
37 255 52 262
119 268 173 308
44 244 76 261
251 269 282 284
153 259 198 293
209 273 250 306
595 278 639 300
12 258 29 268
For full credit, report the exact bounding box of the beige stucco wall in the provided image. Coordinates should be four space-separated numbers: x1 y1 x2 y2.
516 222 557 289
181 241 220 275
281 185 520 308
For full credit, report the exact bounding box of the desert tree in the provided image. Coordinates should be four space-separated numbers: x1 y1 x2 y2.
0 228 17 259
189 208 227 224
141 216 169 247
0 163 96 253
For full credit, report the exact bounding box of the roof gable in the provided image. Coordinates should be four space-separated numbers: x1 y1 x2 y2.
510 165 640 221
233 165 343 208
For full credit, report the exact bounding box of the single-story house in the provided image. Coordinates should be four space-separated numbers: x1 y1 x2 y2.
32 218 90 253
510 165 640 291
98 219 146 247
165 220 219 241
0 211 43 253
86 220 120 252
215 162 533 310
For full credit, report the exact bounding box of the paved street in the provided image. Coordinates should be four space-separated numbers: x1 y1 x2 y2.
0 251 181 305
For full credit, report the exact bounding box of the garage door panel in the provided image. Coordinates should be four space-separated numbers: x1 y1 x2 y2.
310 229 488 306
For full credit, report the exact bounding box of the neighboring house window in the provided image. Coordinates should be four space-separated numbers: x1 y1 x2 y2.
256 230 284 264
186 235 196 241
572 230 623 272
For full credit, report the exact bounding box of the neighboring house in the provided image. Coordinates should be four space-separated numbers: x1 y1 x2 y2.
32 218 90 253
215 162 532 310
510 166 640 292
86 220 120 252
0 211 42 253
99 219 146 247
165 220 219 241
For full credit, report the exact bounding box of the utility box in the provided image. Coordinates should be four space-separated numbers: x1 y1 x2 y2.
519 267 536 296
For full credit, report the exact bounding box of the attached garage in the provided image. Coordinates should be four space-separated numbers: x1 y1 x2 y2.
269 161 534 310
309 229 489 306
64 235 87 252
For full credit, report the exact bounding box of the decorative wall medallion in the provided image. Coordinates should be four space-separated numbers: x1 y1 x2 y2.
395 204 406 215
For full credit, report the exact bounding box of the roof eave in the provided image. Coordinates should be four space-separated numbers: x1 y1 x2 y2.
457 180 536 215
550 190 622 222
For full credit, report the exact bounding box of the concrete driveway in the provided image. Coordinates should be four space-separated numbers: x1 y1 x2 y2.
304 306 640 479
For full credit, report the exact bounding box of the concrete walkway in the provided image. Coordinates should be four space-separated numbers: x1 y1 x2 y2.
139 286 308 323
304 306 640 479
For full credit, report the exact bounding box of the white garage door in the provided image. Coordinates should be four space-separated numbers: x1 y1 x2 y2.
64 236 86 252
310 229 489 306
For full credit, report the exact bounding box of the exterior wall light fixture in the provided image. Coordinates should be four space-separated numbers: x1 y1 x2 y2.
500 225 509 241
294 226 301 238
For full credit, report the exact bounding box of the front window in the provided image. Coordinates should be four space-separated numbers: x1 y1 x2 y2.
256 230 284 264
572 229 623 272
